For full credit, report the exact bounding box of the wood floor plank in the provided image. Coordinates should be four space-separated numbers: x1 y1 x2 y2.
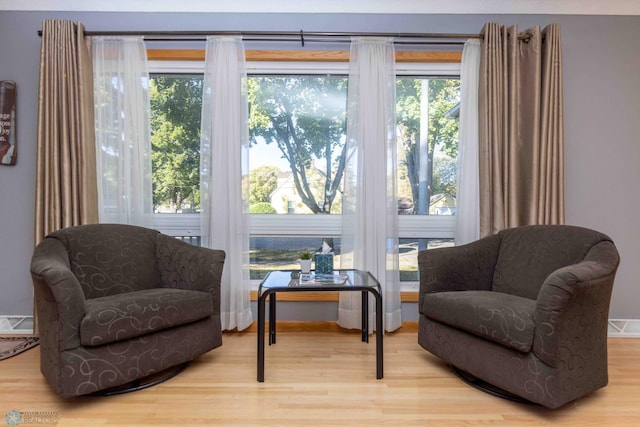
0 330 639 426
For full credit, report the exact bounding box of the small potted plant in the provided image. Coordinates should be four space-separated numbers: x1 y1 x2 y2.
299 251 313 274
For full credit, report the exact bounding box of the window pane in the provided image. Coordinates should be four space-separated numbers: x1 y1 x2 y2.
150 74 203 214
248 75 348 215
250 236 342 280
251 236 454 282
399 237 454 281
173 235 202 246
396 78 460 216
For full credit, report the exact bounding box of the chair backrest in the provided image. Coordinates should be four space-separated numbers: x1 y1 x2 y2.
492 225 613 299
48 224 160 299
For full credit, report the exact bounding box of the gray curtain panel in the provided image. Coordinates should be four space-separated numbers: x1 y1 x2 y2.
478 23 564 236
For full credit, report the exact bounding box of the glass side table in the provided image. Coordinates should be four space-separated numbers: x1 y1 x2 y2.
257 269 383 382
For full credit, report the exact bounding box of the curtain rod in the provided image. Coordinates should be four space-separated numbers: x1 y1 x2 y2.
37 29 486 46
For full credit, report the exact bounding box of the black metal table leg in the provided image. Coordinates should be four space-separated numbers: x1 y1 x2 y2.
374 289 383 379
257 292 266 382
361 291 369 343
269 292 277 345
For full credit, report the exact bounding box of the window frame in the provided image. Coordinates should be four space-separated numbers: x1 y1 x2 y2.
148 53 461 287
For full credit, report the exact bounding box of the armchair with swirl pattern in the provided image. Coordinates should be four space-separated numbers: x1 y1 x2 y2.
418 225 619 408
30 224 225 398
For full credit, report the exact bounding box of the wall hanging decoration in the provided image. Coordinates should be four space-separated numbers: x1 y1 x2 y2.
0 80 17 165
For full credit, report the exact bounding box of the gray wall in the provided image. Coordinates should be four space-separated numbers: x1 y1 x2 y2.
1 11 638 319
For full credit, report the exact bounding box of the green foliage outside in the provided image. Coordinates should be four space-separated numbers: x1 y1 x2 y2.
249 202 277 214
432 156 457 199
249 166 279 205
150 75 203 212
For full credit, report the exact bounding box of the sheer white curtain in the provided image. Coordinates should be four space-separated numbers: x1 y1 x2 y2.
454 39 481 245
200 36 253 331
93 37 153 226
339 37 401 332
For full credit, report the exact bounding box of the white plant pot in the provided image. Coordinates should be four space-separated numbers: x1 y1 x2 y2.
300 259 312 274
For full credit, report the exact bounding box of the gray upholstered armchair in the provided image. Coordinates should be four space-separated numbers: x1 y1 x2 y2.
30 224 225 398
418 225 619 409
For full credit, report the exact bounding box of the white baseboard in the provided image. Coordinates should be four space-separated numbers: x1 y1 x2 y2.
2 316 640 337
608 319 640 337
0 316 34 335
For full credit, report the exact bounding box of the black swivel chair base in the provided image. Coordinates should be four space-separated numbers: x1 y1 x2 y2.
88 361 191 397
449 364 534 405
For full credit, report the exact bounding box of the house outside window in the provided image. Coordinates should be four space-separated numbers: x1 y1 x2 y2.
149 58 460 287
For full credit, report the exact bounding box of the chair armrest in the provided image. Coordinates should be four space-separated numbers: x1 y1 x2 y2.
155 233 226 315
30 238 87 351
418 233 501 311
533 240 619 367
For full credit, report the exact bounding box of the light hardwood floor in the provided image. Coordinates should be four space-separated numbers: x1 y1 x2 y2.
1 326 639 426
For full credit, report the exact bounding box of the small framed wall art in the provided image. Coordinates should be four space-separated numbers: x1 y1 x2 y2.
0 80 17 166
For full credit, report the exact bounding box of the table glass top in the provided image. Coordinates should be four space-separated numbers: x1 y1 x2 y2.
259 269 380 290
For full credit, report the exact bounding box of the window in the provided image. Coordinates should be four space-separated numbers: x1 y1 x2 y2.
396 76 460 217
249 74 347 215
149 58 460 286
150 74 203 215
395 72 460 282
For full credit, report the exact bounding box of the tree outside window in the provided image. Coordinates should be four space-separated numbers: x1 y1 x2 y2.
150 74 459 217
